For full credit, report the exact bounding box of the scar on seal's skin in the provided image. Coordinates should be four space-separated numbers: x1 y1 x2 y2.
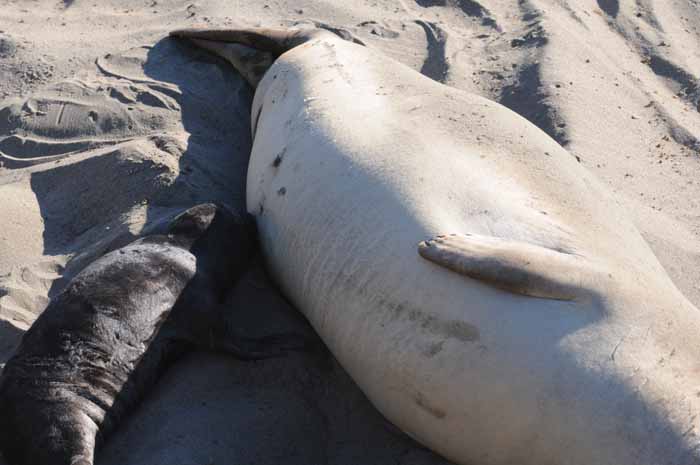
414 391 447 419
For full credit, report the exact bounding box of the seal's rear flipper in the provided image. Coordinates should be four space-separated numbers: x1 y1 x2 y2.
170 27 313 56
418 234 598 301
186 39 274 87
170 27 330 87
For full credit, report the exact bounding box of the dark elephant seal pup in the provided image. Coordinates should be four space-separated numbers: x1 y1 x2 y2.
0 203 305 465
171 27 700 465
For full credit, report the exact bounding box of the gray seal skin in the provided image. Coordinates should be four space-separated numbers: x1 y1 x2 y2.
0 203 305 465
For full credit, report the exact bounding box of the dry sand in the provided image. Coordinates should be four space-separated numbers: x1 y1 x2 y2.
0 1 699 464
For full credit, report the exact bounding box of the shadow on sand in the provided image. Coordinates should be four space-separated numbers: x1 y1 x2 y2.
23 37 253 297
0 319 23 365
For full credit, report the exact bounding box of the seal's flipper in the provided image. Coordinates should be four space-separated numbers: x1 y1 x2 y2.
418 234 596 301
187 39 274 87
170 27 314 56
170 26 330 87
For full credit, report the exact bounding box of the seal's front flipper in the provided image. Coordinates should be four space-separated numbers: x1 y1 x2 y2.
418 234 598 301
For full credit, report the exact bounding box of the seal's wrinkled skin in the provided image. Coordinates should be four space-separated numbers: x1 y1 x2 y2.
0 203 306 465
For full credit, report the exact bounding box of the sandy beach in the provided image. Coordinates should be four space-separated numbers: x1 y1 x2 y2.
1 1 699 464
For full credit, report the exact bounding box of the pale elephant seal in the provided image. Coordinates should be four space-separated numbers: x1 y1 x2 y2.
171 28 700 465
0 203 307 465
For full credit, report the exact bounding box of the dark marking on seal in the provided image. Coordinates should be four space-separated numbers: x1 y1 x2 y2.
414 391 447 419
406 307 480 343
0 203 309 465
272 148 285 168
423 340 445 358
277 187 287 196
441 320 480 342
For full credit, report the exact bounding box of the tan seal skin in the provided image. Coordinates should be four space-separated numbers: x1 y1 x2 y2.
172 27 700 465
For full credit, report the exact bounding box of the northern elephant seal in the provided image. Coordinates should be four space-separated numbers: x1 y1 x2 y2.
172 28 700 465
0 203 307 465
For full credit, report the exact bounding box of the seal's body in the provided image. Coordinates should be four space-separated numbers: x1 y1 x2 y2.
173 29 700 465
0 204 302 465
